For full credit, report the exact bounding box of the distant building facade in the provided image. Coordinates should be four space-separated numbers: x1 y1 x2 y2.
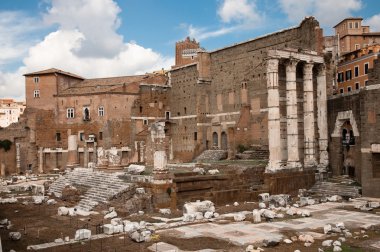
0 99 25 128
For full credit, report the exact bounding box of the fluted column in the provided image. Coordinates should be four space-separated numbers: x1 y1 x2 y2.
285 59 302 169
303 62 317 168
317 64 329 171
266 58 283 172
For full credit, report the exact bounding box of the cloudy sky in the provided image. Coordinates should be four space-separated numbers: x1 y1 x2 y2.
1 0 380 100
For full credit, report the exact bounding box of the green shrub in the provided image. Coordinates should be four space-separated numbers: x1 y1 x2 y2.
0 139 12 152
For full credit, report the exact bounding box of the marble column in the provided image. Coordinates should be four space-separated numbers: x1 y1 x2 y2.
93 142 97 166
66 135 79 168
285 59 302 169
303 62 317 168
83 143 89 168
38 147 44 173
15 143 21 174
317 64 329 171
266 58 283 172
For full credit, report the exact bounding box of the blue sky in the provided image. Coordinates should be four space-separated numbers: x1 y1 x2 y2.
1 0 380 100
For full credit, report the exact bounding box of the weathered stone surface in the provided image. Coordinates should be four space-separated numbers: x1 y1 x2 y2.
195 212 204 220
262 210 275 219
183 200 215 214
259 202 266 209
204 211 214 219
299 234 314 243
58 206 69 216
183 213 196 222
322 240 333 247
258 193 270 202
124 222 139 233
74 229 91 241
263 236 281 247
127 164 145 175
104 211 117 219
159 208 171 215
135 188 145 194
234 213 246 222
111 218 123 226
333 240 341 247
103 224 115 235
208 169 219 175
252 209 261 223
192 167 205 175
46 199 56 205
324 224 332 234
283 239 293 244
333 246 342 252
9 232 21 241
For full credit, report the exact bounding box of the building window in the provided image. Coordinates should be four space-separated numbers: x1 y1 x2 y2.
98 106 104 116
337 72 344 83
165 111 170 120
184 107 187 115
143 119 148 125
347 86 352 92
365 80 369 86
194 132 198 141
348 22 352 29
67 108 75 118
79 132 84 141
33 77 39 83
340 88 344 94
33 90 40 98
355 82 360 90
364 63 369 74
99 132 103 140
56 132 61 141
354 66 359 77
355 22 359 28
345 70 352 81
83 107 90 121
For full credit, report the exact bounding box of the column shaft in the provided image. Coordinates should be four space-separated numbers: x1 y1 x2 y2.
286 59 302 169
317 64 329 170
266 58 282 172
303 63 317 167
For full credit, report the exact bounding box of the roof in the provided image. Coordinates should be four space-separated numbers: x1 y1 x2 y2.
57 73 168 96
24 68 84 79
333 17 363 28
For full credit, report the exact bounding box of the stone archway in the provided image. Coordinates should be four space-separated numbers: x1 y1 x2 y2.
221 132 228 150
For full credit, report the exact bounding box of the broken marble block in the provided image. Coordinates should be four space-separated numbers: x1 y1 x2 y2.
127 164 145 175
74 229 91 241
183 200 215 214
9 232 21 241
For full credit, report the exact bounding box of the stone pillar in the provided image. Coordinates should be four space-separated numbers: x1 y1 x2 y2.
317 64 329 171
285 59 302 169
303 62 317 168
83 143 89 168
266 58 283 172
0 162 5 177
38 147 44 173
66 135 79 168
93 142 97 166
152 150 171 183
15 143 21 174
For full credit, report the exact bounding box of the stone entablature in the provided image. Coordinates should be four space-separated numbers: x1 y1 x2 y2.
265 49 328 173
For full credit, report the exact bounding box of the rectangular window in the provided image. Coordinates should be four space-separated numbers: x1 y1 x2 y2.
143 119 148 125
348 22 352 29
165 111 170 120
99 132 103 140
365 80 369 86
98 106 104 116
194 132 198 141
355 22 359 28
79 132 84 141
33 90 40 98
347 86 352 92
67 108 75 118
56 132 61 141
33 77 39 83
83 107 90 121
354 66 359 77
345 70 352 80
337 72 344 83
340 88 344 94
355 82 360 90
364 63 369 74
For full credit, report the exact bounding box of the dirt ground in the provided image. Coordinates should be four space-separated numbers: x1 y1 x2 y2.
2 195 380 252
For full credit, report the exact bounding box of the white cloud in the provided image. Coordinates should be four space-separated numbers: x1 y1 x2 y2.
185 0 263 41
278 0 362 30
0 11 43 66
365 14 380 32
218 0 261 25
0 0 173 100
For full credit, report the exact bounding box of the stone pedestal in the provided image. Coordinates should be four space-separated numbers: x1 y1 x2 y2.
66 135 79 168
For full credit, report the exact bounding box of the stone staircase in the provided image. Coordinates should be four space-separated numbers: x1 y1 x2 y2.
194 150 228 162
308 176 361 198
48 168 133 211
236 149 269 160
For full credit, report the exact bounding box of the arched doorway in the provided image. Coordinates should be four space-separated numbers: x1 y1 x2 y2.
212 132 218 149
221 132 228 150
341 121 355 177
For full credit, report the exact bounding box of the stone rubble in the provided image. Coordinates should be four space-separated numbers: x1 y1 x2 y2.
9 232 21 241
74 229 91 241
127 164 145 175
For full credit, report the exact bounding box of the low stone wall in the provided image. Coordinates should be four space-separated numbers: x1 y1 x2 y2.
265 170 316 195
